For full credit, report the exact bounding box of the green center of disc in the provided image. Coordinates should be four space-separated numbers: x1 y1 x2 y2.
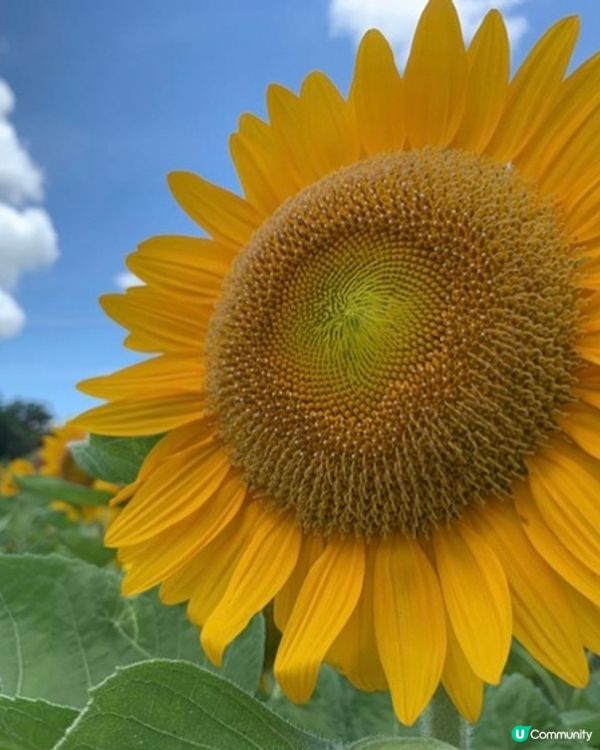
285 247 442 391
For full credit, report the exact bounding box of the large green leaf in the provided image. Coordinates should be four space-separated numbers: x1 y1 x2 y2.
0 696 77 750
71 434 162 485
267 665 416 742
16 476 112 507
54 660 334 750
0 554 264 707
472 674 587 750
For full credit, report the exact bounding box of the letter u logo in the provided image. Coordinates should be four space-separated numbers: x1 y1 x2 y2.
512 725 532 742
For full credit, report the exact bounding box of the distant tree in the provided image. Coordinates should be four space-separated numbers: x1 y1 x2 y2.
0 398 53 461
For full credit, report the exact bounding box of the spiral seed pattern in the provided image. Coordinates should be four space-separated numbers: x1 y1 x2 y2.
207 147 581 537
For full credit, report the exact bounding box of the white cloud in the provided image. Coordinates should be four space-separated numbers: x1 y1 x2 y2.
0 78 59 338
0 288 25 338
114 270 143 290
0 80 43 205
0 205 58 290
329 0 529 62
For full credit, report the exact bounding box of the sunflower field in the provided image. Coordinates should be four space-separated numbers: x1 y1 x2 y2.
1 0 600 748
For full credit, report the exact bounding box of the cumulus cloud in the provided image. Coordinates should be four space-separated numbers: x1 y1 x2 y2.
114 270 142 290
329 0 529 62
0 78 59 338
0 205 58 290
0 81 43 205
0 288 25 338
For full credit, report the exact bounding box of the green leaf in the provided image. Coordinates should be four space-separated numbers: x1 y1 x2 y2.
570 671 600 714
0 554 263 707
0 696 77 750
0 497 74 556
16 476 112 507
472 674 587 750
563 671 600 747
349 740 457 750
71 434 162 485
57 527 115 567
202 611 265 693
561 709 600 744
54 660 334 750
267 665 416 742
0 490 112 565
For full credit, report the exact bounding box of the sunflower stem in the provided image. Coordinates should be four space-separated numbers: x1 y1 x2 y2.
425 688 469 749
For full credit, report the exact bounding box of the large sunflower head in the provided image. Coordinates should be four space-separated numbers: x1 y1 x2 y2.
75 0 600 726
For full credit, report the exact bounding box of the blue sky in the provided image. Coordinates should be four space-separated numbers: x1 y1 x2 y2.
1 0 599 422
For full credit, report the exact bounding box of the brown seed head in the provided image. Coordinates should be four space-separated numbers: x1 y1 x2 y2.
207 148 581 537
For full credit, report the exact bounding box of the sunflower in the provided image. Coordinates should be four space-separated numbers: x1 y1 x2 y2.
0 458 35 497
75 0 600 726
41 422 115 523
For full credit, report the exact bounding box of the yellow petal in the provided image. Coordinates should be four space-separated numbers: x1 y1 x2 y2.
472 501 588 687
160 502 257 607
534 106 600 201
516 51 600 187
201 509 302 666
579 258 600 290
297 72 359 177
578 331 600 366
138 419 213 481
485 16 579 162
127 246 227 302
137 233 237 266
559 402 600 460
273 534 324 631
275 538 365 703
404 0 467 147
513 480 600 605
349 30 404 155
105 440 230 545
119 471 246 595
452 10 509 152
100 290 210 354
433 522 511 684
565 175 600 239
528 441 600 572
579 234 600 264
108 480 139 508
240 111 302 198
374 536 446 726
581 239 600 263
442 618 484 724
565 585 600 654
230 128 278 216
578 295 600 333
267 84 317 187
327 547 387 692
575 367 600 410
79 354 203 400
167 171 262 249
230 114 294 214
73 393 204 437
